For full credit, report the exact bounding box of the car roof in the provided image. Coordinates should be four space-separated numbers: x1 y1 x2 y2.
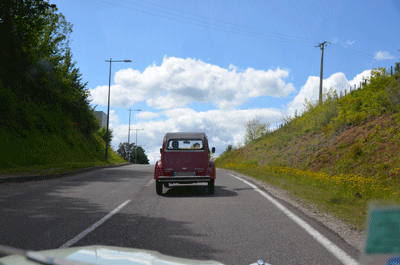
165 132 206 141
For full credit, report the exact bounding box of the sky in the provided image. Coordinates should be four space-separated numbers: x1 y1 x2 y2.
50 0 400 163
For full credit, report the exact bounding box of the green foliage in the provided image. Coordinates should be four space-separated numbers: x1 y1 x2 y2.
244 117 270 145
279 87 339 135
133 146 150 164
226 145 233 152
216 144 236 161
117 142 136 162
0 0 56 83
0 0 101 140
216 66 400 174
384 75 400 111
97 126 114 144
0 1 126 172
395 62 400 75
333 68 396 128
349 143 363 159
0 128 124 171
243 160 258 166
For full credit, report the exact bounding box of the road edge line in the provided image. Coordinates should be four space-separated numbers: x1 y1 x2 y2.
228 173 359 265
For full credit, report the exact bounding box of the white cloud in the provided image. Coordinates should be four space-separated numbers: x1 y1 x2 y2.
136 111 159 120
109 110 119 125
104 67 375 164
345 39 355 47
109 108 282 163
348 70 372 88
89 56 295 110
286 70 372 117
374 51 394 61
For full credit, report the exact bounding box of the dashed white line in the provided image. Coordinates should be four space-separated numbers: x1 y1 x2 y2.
59 200 131 249
145 179 155 187
228 173 359 265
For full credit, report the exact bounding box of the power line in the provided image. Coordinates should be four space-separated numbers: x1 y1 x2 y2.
95 0 382 62
128 0 318 43
95 0 317 46
329 44 375 60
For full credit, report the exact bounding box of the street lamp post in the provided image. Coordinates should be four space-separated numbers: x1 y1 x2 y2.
132 129 144 164
128 129 133 162
128 109 141 145
127 109 141 163
105 58 131 161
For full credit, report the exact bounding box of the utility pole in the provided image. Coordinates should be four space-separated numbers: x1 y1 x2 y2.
127 109 141 163
316 41 331 105
128 109 132 145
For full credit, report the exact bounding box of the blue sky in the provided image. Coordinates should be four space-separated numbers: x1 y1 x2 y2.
51 0 400 163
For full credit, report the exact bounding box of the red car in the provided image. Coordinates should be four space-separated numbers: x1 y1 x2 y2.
154 132 216 195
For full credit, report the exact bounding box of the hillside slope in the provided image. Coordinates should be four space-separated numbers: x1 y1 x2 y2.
215 69 400 231
0 127 126 177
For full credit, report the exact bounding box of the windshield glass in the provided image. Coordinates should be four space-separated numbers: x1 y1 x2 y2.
166 139 204 150
2 0 400 264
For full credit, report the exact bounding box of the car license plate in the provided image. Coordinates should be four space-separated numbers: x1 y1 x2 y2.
174 171 195 176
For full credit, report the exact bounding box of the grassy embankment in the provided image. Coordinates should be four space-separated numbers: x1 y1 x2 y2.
215 68 400 232
0 126 126 177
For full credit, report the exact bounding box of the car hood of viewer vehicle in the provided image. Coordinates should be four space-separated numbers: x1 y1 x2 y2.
0 245 226 265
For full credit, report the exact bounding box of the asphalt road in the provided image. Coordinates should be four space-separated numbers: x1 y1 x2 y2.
0 164 361 264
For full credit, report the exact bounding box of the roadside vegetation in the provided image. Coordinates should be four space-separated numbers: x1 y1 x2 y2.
0 1 127 177
216 66 400 231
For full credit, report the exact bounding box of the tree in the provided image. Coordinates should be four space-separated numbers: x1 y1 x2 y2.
226 145 233 152
244 117 269 145
134 146 150 164
395 62 400 75
97 126 114 144
117 142 136 162
0 0 56 86
0 0 101 139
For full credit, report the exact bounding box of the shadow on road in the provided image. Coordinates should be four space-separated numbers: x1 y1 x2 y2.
161 185 238 197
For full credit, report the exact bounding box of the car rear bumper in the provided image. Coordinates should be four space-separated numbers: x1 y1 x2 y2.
157 176 212 183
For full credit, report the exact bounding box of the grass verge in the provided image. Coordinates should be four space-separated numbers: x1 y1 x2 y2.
0 128 126 177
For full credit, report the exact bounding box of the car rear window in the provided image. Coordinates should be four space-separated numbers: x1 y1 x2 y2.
166 139 204 150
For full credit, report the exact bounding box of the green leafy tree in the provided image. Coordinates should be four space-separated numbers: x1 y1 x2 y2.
117 142 136 162
0 0 56 85
98 126 114 144
0 0 100 139
133 146 150 164
226 145 233 152
244 117 269 145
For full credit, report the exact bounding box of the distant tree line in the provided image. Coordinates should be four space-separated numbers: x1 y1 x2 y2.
117 142 149 164
0 0 102 142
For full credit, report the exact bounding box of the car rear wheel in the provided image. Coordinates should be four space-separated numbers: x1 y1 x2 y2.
208 179 214 195
156 180 163 195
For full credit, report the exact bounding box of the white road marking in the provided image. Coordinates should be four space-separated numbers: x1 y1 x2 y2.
145 179 155 186
59 200 131 249
228 173 359 265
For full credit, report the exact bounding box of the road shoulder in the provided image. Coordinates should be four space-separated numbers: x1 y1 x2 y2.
218 168 364 252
